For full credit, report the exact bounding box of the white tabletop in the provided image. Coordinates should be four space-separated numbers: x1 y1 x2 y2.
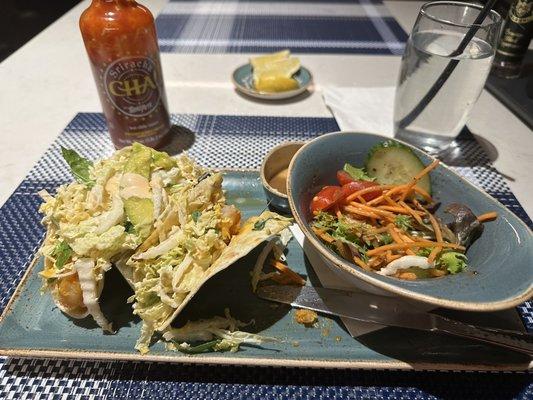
1 0 531 216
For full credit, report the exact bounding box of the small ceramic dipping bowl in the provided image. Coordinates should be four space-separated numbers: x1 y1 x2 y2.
261 141 305 213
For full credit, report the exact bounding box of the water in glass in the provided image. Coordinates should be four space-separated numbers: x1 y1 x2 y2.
394 29 494 153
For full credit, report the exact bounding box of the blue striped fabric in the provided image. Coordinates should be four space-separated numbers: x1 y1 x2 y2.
155 0 407 54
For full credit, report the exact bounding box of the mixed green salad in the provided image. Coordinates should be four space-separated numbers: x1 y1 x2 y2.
309 141 497 280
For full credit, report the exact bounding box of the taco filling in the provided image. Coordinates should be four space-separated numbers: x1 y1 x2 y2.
38 143 292 353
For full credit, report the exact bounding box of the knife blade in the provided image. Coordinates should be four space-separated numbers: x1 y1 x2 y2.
288 224 388 337
257 285 533 356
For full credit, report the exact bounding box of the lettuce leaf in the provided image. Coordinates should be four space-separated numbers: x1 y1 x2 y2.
61 147 95 187
343 163 374 182
394 215 413 231
438 251 468 274
51 241 72 270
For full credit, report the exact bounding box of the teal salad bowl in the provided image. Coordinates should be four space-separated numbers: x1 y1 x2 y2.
287 131 533 311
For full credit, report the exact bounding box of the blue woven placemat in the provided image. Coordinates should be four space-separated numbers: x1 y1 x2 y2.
0 113 531 399
155 0 407 55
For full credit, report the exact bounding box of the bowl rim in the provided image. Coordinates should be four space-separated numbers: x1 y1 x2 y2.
260 141 306 199
287 130 533 312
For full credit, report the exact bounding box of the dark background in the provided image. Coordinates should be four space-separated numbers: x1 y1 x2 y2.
0 0 82 62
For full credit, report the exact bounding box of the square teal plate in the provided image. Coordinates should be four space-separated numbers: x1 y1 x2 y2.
0 171 530 371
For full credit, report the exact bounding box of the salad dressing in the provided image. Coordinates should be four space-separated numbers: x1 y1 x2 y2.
269 168 289 195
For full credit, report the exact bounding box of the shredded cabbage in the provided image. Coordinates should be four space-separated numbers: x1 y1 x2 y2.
74 259 113 332
39 143 289 355
162 309 278 353
377 255 433 276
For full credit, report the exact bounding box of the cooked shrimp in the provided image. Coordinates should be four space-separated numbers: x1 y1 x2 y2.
57 273 86 313
221 205 242 236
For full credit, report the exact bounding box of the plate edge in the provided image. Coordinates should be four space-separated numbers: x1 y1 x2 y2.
0 347 531 372
0 253 41 324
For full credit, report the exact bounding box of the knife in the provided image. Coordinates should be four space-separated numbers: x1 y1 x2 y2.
288 224 389 337
257 285 533 356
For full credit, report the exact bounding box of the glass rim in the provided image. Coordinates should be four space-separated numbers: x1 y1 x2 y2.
420 1 502 29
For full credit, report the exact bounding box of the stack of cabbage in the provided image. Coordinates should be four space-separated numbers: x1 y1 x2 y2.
39 143 290 353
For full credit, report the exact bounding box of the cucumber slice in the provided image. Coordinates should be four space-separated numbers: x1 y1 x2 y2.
365 141 432 194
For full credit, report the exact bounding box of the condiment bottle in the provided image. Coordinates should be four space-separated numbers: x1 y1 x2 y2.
80 0 171 149
491 0 533 79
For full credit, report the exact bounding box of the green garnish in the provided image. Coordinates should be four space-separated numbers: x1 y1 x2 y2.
60 146 95 187
380 233 393 245
124 221 136 234
343 163 374 182
417 247 432 257
394 215 413 231
191 210 201 222
51 241 72 270
253 217 277 230
176 340 222 354
438 251 468 274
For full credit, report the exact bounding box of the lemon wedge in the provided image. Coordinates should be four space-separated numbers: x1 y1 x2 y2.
250 50 301 93
250 50 290 70
254 75 299 93
253 57 301 78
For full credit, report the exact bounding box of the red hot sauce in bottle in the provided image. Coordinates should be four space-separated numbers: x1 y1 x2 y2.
80 0 171 149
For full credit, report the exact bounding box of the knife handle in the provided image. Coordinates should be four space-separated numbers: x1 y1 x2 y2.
432 314 533 356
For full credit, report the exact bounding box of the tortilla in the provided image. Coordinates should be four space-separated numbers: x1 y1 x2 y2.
157 211 291 331
157 210 291 331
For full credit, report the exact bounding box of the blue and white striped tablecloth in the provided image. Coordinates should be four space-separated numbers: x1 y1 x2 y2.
155 0 408 54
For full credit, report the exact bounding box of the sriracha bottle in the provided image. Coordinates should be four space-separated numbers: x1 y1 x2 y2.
80 0 171 149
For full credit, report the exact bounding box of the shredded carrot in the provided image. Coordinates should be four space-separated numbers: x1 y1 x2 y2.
345 185 393 203
477 212 498 223
378 205 425 215
311 227 335 243
428 246 442 263
269 260 306 286
412 198 425 211
367 188 404 206
398 232 415 243
382 193 398 207
348 202 396 218
366 185 408 205
412 186 433 202
385 251 402 263
344 206 381 219
426 212 443 243
398 201 424 225
356 195 367 204
400 160 439 201
366 241 465 256
371 225 390 234
353 256 370 271
367 256 386 270
388 225 404 243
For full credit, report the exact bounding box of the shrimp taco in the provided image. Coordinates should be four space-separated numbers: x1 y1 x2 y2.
39 143 291 352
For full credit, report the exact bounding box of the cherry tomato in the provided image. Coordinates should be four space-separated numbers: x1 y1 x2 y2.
341 180 382 201
310 186 343 214
336 170 354 186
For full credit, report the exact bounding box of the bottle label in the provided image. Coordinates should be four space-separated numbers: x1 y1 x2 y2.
509 0 533 24
104 56 162 117
496 0 533 61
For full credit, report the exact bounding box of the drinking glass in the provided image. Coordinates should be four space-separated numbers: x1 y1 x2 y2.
393 1 502 154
